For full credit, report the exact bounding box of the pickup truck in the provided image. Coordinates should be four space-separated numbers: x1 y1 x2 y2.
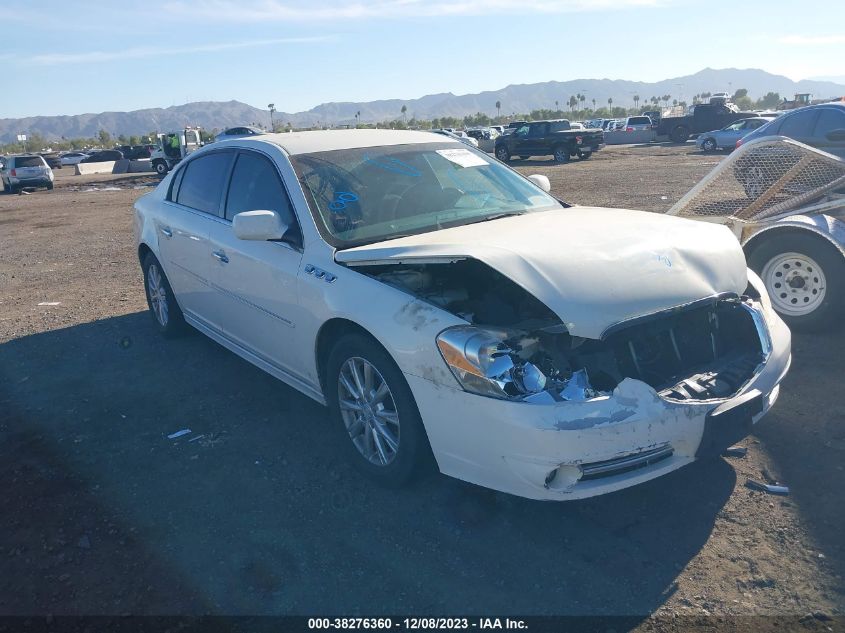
657 103 759 143
494 119 605 163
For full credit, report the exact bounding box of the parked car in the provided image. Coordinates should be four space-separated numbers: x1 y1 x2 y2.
60 152 90 166
118 145 153 160
430 129 479 147
80 149 124 163
490 125 505 135
695 117 773 152
214 126 266 142
621 116 653 132
735 103 845 158
657 102 759 143
494 119 605 162
40 152 63 169
134 129 790 500
1 154 54 192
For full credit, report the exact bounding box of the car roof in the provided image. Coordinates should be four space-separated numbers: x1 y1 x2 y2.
216 129 462 155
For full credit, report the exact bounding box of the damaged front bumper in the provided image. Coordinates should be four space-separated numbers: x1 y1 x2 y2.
409 304 791 501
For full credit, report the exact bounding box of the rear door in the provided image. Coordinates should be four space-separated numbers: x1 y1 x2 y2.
156 149 235 327
13 156 47 179
207 149 306 374
812 107 845 158
775 109 820 146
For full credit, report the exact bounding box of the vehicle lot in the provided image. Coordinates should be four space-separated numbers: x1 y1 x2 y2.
1 145 843 623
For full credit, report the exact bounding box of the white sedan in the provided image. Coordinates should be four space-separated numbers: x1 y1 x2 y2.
134 130 791 500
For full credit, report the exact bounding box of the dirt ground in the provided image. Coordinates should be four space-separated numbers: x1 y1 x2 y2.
1 145 843 626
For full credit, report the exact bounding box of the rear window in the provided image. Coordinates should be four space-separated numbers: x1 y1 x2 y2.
549 121 571 132
628 117 651 125
14 156 45 168
176 152 233 215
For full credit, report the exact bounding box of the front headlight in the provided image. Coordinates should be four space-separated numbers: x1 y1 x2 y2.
436 326 547 399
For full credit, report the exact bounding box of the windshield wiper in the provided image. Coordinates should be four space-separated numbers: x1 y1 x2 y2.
471 211 525 223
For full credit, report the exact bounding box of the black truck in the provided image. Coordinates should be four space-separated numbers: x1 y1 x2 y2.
494 119 605 163
657 103 759 143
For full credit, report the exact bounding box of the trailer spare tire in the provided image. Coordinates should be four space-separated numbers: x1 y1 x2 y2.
746 231 845 331
670 126 690 143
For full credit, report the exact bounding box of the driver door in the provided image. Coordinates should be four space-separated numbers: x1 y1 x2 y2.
207 150 306 375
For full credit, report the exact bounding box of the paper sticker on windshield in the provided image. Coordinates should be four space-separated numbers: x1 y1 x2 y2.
436 148 488 168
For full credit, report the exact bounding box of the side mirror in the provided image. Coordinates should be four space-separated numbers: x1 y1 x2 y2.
826 128 845 142
233 210 288 241
527 174 551 193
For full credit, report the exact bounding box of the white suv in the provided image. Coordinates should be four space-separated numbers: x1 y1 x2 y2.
134 130 790 500
1 154 54 193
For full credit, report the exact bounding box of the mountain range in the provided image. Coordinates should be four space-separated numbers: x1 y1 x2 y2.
3 68 845 143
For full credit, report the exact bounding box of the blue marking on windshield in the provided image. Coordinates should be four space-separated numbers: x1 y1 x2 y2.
362 155 421 177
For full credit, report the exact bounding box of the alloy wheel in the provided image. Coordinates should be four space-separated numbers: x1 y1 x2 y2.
337 357 400 466
147 263 169 326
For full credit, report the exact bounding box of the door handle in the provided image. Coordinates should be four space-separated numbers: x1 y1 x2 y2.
212 250 229 264
159 226 173 238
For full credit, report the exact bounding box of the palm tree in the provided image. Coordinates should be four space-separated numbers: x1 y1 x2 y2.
579 93 586 109
591 98 596 110
355 111 361 127
268 103 276 130
495 100 501 119
662 94 671 107
607 97 613 113
633 95 640 110
401 104 407 123
555 100 559 112
568 95 578 111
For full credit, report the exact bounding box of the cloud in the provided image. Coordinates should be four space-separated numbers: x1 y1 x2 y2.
167 0 667 21
778 34 845 45
27 36 333 66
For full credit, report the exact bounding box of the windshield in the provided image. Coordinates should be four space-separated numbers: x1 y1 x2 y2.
290 142 561 247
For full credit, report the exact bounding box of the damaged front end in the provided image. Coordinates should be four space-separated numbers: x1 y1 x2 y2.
364 259 771 405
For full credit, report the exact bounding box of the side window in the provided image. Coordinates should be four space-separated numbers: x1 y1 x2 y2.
168 165 186 201
778 110 818 138
527 124 545 137
814 109 845 136
225 152 301 244
175 152 233 215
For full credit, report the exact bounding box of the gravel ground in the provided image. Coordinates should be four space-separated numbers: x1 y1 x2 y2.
0 145 843 627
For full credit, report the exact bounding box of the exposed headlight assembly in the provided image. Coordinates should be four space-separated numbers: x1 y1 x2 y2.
436 326 547 399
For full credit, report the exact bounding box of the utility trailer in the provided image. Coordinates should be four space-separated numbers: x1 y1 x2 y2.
669 136 845 330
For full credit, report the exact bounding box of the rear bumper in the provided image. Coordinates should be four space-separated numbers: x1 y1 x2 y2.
6 176 52 187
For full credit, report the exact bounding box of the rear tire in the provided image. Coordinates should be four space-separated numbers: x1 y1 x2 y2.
577 150 592 160
670 126 690 143
495 146 511 163
552 146 570 163
142 253 186 337
746 233 845 331
46 182 54 190
153 160 169 176
326 333 432 487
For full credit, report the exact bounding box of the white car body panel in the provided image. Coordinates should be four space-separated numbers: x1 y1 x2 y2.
133 130 791 501
336 207 748 338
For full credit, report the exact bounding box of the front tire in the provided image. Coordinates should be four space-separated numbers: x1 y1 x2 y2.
747 233 845 331
326 333 431 487
701 137 717 152
552 146 570 163
142 253 185 337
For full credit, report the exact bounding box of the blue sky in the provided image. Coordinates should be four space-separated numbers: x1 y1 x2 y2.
1 0 841 119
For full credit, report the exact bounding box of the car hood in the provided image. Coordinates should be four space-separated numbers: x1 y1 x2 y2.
335 207 748 338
